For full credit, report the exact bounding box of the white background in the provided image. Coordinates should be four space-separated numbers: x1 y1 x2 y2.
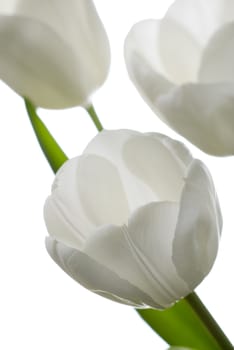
0 1 233 349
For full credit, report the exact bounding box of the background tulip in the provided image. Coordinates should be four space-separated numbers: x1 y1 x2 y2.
44 130 222 309
124 0 234 156
0 0 110 109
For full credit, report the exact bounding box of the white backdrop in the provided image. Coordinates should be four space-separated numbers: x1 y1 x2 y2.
0 1 233 349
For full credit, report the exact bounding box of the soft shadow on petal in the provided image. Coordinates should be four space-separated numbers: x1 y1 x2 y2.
15 0 110 81
158 18 201 84
127 202 190 305
145 133 193 169
164 0 234 46
0 0 17 14
44 197 85 250
173 160 221 290
123 134 185 201
0 16 85 108
124 19 174 103
84 202 190 308
46 237 156 307
76 154 129 227
83 130 159 213
84 224 163 309
157 82 234 155
199 22 234 84
45 158 95 243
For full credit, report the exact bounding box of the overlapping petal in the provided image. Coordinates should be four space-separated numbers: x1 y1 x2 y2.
125 0 234 155
46 237 157 308
173 160 221 289
157 82 234 155
44 130 221 308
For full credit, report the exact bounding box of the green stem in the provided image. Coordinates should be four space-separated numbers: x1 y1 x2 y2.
86 104 104 132
137 292 233 350
186 293 233 350
25 99 68 173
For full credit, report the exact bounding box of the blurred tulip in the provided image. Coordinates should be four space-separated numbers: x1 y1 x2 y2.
125 0 234 155
0 0 110 108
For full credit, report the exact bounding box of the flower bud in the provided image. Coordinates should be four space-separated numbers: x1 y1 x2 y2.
0 0 110 108
44 130 222 308
124 0 234 155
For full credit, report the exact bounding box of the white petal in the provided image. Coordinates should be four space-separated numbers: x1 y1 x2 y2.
124 19 174 108
46 237 156 307
173 160 221 290
44 158 95 245
158 18 202 84
44 196 85 250
84 130 159 212
84 224 163 309
157 82 234 155
0 0 17 13
15 0 110 101
146 133 193 169
83 129 140 162
84 202 190 308
76 154 129 227
15 0 110 65
164 0 234 45
128 202 190 305
199 22 234 84
0 16 88 108
122 134 185 201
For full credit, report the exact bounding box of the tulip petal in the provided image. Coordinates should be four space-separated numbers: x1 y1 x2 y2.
84 202 190 308
44 158 96 246
14 0 110 97
84 130 159 212
127 202 190 305
164 0 234 45
76 154 129 227
123 134 185 201
173 160 221 290
146 133 193 168
158 18 201 84
0 1 16 13
84 224 163 308
199 22 234 84
157 82 234 155
124 19 174 106
46 237 156 307
0 16 87 108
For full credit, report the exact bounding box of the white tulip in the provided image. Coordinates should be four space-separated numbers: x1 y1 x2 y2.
124 0 234 156
44 130 222 309
0 0 110 109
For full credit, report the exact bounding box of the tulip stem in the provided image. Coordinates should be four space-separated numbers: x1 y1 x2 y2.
186 292 233 350
86 104 103 131
137 292 233 350
24 99 68 173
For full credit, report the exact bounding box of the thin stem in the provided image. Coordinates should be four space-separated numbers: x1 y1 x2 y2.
86 104 104 132
186 293 233 350
25 99 68 173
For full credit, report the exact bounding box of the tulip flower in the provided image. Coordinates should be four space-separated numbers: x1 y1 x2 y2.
124 0 234 156
0 0 110 109
44 130 222 309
